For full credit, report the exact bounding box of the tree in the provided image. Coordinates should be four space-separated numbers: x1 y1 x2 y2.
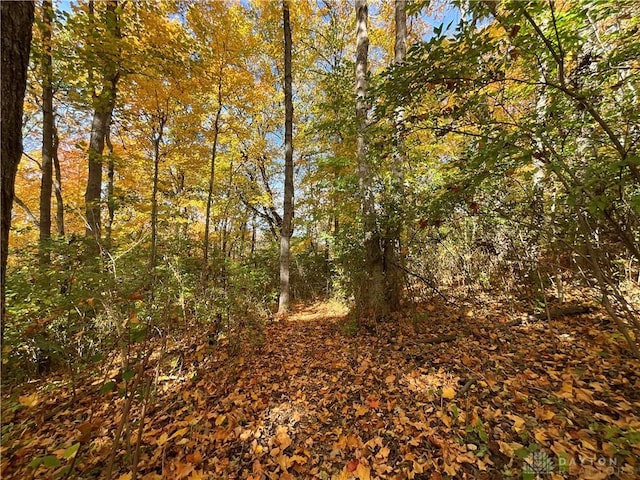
84 0 121 246
278 0 294 314
1 0 35 345
203 68 223 281
39 0 55 264
148 103 168 279
52 124 64 237
380 0 640 356
383 0 407 312
355 0 385 319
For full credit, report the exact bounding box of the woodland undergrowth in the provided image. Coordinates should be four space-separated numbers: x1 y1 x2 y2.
1 297 639 480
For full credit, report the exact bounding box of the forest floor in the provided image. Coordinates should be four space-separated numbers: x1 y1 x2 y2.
2 298 640 479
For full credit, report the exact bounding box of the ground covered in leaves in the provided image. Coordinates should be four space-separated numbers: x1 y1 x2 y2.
2 299 640 479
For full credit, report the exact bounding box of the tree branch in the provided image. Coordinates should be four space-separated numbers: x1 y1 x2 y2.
14 196 39 227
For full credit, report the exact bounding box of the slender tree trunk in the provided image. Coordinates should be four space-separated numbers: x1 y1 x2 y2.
85 0 120 247
355 0 384 319
239 220 247 259
14 197 39 226
179 171 188 239
149 113 166 277
39 0 54 264
384 0 407 312
86 110 110 242
203 75 223 281
251 216 257 257
105 129 115 244
220 158 234 290
1 0 35 347
393 0 407 78
52 124 65 236
278 0 294 314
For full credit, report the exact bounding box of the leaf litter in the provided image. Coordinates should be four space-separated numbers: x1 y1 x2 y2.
1 299 639 479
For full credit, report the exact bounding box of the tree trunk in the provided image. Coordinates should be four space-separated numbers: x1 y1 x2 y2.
355 0 385 319
52 124 65 236
203 74 223 281
85 0 120 247
1 0 35 347
86 109 110 242
251 216 257 257
39 0 54 264
278 0 294 314
149 113 166 278
220 158 234 290
394 0 406 69
383 0 407 312
105 128 115 244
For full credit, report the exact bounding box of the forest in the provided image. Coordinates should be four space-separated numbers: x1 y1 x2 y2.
1 0 639 478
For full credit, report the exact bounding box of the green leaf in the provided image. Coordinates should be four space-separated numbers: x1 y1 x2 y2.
450 404 459 419
130 324 147 343
62 443 80 459
101 381 116 394
122 368 134 383
43 455 60 467
28 457 43 469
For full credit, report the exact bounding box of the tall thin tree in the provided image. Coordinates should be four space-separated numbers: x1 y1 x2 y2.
383 0 407 311
203 72 223 281
149 105 167 279
278 0 294 314
1 0 35 346
85 0 121 246
355 0 384 319
52 125 64 236
39 0 55 264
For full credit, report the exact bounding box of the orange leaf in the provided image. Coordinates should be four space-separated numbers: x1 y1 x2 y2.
441 386 456 399
128 292 144 301
186 451 203 464
171 427 189 440
175 461 194 479
354 404 368 417
18 393 39 408
275 426 292 450
366 397 380 409
77 422 93 443
355 463 371 480
157 433 169 446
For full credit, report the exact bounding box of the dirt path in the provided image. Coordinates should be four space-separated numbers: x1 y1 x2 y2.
2 300 640 479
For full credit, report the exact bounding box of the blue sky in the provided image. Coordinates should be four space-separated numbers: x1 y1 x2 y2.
57 0 72 13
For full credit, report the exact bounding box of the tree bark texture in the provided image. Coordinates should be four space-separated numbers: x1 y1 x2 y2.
383 0 408 312
278 0 294 314
355 0 385 319
53 124 65 236
105 129 115 243
203 74 223 282
85 0 120 245
39 0 55 263
1 0 35 346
